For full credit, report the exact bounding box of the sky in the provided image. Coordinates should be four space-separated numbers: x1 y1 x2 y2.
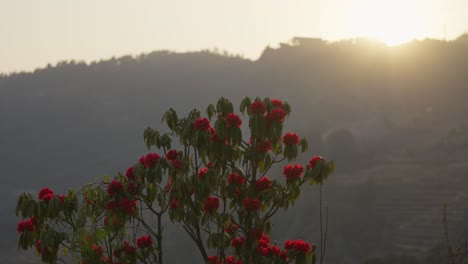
1 0 467 74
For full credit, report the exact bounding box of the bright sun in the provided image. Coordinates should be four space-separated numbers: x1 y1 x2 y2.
350 0 421 45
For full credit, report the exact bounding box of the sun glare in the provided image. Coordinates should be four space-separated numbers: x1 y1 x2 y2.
350 0 421 45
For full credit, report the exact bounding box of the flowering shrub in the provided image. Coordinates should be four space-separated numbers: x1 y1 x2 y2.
15 96 334 264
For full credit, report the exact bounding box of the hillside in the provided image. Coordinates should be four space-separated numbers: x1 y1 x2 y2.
1 36 468 263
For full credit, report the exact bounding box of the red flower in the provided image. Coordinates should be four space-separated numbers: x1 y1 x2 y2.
106 200 117 211
208 256 219 264
231 236 245 248
266 108 286 123
17 217 35 233
203 196 219 213
228 172 244 185
307 156 323 170
139 153 161 168
193 117 211 131
119 197 137 214
198 167 209 179
171 159 184 170
270 99 284 109
283 164 304 180
255 176 271 192
107 180 124 196
225 112 242 128
166 149 178 160
58 194 66 203
226 255 243 264
127 182 140 195
282 132 300 145
169 199 180 209
125 167 135 180
92 244 104 256
284 239 311 254
122 241 136 255
250 101 267 115
254 140 272 153
136 235 154 248
36 240 50 255
243 197 261 211
39 188 54 202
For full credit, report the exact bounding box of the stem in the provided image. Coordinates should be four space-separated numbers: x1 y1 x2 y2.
157 213 163 264
443 204 455 264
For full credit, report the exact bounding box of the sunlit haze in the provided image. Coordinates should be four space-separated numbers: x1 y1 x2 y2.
1 0 467 73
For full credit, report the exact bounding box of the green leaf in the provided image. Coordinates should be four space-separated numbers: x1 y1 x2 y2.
206 104 216 120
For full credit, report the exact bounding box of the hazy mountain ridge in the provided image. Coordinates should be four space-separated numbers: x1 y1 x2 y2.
2 36 468 263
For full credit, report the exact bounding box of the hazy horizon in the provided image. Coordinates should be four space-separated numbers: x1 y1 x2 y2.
2 0 468 74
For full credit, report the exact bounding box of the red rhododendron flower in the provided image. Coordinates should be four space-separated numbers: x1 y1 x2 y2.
169 199 180 209
166 149 178 160
92 244 104 256
17 217 35 233
255 176 271 192
38 188 54 202
283 164 304 180
136 235 154 248
307 156 323 170
127 182 140 195
226 255 243 264
139 153 161 168
203 196 219 213
119 197 137 214
243 197 261 211
58 194 66 203
250 101 267 115
255 140 272 153
225 112 242 128
125 167 135 180
171 159 184 170
284 239 311 254
266 108 286 123
107 180 124 196
228 172 244 185
198 167 209 179
36 240 50 255
208 256 219 264
106 200 117 211
193 117 211 131
231 236 245 248
282 132 300 145
122 241 136 255
270 99 284 109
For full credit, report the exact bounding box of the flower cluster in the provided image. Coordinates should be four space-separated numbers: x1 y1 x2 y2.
139 153 161 168
225 112 242 128
282 132 300 145
203 196 220 213
227 173 244 185
284 239 311 254
243 197 261 211
283 164 304 180
266 108 286 123
307 156 322 170
106 197 137 215
107 180 124 196
193 117 211 131
136 235 154 248
198 167 209 179
254 140 272 153
231 236 245 248
17 217 35 233
250 101 267 115
255 176 271 192
38 187 54 203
